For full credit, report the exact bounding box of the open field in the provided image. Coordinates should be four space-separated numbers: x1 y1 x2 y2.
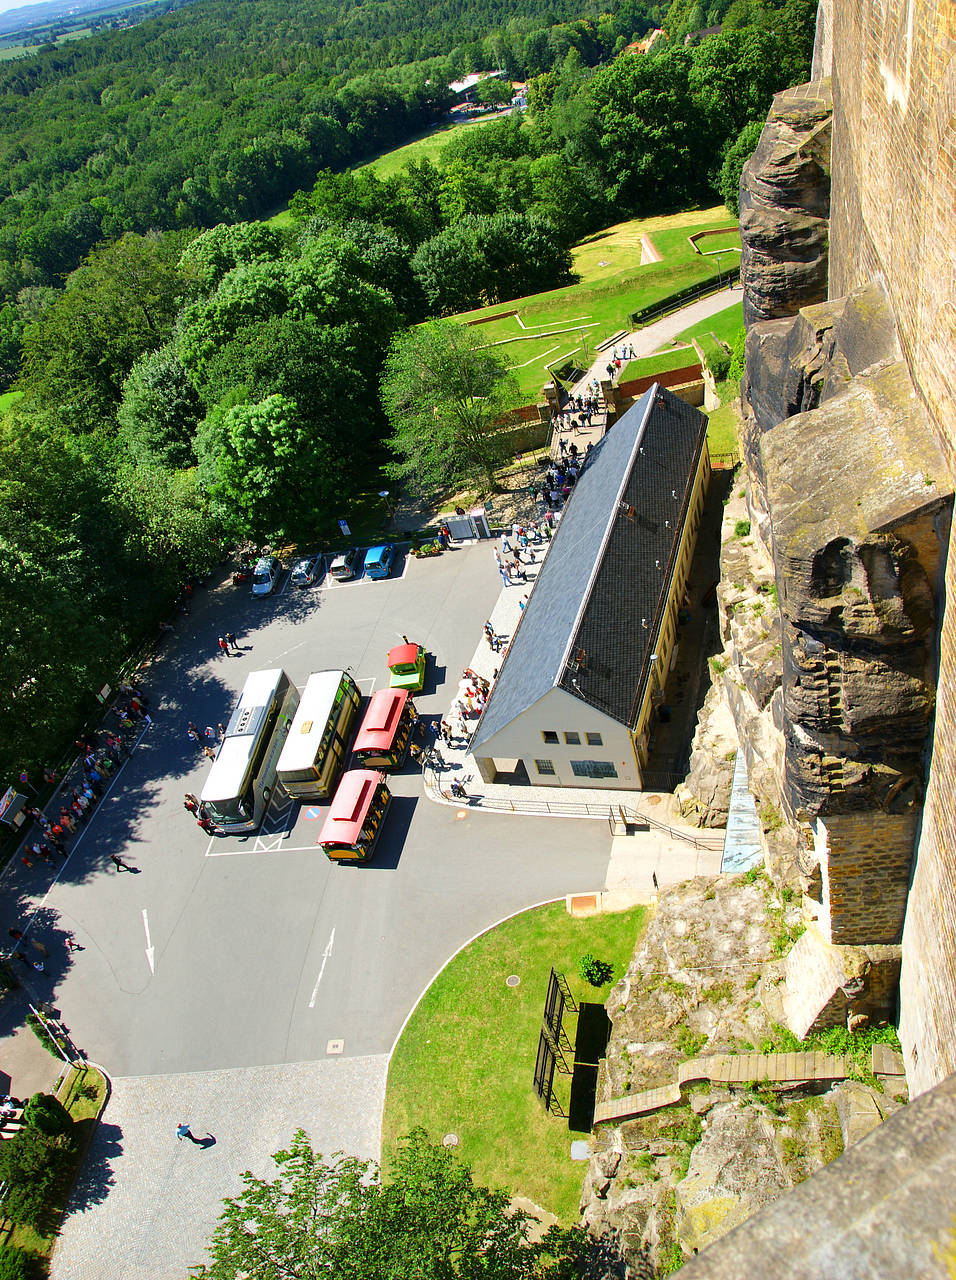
357 114 505 178
619 345 698 383
666 299 743 349
456 208 734 401
383 900 648 1222
691 228 742 255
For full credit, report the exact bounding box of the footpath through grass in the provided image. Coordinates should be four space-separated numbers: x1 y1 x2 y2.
383 899 648 1223
456 208 734 403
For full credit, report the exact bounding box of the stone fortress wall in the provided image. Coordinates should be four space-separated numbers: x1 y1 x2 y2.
816 0 956 1097
726 0 956 1095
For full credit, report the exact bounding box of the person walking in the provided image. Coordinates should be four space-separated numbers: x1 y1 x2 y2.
177 1123 202 1144
217 636 229 657
202 745 217 761
183 794 199 814
110 854 134 873
65 937 82 953
225 631 239 653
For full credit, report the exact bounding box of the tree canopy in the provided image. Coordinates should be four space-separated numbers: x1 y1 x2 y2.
196 1128 588 1279
382 319 521 493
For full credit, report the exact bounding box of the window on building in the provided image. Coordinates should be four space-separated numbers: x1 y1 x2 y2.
571 760 618 779
564 731 580 745
585 732 603 746
542 730 558 744
535 759 556 775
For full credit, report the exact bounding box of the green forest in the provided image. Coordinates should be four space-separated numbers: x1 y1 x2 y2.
0 0 814 781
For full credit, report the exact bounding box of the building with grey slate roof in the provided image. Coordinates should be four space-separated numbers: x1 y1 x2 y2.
471 384 710 790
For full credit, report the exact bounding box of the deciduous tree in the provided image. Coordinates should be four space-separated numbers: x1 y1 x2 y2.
382 319 519 492
195 1128 587 1279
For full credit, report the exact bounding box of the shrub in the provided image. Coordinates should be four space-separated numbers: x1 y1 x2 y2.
734 518 751 538
24 1092 72 1138
0 1245 39 1280
728 324 747 381
578 953 613 986
0 1127 74 1230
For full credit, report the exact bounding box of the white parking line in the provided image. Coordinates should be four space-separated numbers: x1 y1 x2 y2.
308 928 336 1007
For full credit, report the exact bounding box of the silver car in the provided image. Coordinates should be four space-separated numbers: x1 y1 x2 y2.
290 554 324 588
251 556 282 597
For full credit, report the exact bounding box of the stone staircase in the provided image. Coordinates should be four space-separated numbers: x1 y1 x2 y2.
593 1051 851 1124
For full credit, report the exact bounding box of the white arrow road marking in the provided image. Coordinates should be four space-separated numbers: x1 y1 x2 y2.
308 928 335 1008
142 909 154 974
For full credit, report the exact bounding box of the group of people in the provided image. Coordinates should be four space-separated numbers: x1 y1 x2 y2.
216 632 240 657
187 721 224 762
183 792 216 834
19 729 126 870
552 390 601 433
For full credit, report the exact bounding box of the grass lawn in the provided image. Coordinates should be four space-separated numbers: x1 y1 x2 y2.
706 378 743 457
619 346 698 383
357 115 503 179
665 300 743 350
692 228 742 255
457 208 735 403
0 389 23 412
383 899 648 1223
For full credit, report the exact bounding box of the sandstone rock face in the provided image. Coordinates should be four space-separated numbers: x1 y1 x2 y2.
762 352 952 821
675 1104 790 1251
580 876 908 1272
739 81 833 328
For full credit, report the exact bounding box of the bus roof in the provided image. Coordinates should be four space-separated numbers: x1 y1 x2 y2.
318 769 384 845
277 670 350 775
201 669 286 804
353 689 407 752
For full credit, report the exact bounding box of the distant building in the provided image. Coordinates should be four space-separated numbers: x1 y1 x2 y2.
447 70 506 103
623 29 667 55
471 386 710 791
683 24 722 44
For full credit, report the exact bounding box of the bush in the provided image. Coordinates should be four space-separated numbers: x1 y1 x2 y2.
578 953 613 986
734 518 751 537
0 1127 74 1230
0 1245 39 1280
728 325 747 381
719 120 765 216
24 1092 72 1138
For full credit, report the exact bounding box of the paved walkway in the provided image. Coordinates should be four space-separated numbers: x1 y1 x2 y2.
594 1052 850 1124
547 285 743 462
50 1055 387 1280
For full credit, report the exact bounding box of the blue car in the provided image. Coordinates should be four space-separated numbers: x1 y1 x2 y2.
363 544 395 579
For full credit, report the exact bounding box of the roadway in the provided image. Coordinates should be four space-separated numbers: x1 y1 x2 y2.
10 541 613 1078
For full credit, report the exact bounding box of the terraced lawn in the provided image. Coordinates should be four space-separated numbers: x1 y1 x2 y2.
457 208 735 402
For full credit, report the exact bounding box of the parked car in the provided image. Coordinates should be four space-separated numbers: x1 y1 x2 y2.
251 556 282 597
329 548 364 581
290 554 324 588
364 544 395 579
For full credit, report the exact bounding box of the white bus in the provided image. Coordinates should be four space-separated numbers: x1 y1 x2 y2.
200 668 300 833
276 669 361 801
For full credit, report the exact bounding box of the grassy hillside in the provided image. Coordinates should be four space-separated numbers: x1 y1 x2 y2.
456 207 735 402
357 113 506 178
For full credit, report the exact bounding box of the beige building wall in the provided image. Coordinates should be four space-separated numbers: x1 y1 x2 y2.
474 688 639 789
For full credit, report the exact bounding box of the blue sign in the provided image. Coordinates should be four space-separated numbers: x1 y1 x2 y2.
303 806 324 821
338 519 351 536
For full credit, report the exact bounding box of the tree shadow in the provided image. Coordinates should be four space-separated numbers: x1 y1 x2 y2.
62 1116 122 1215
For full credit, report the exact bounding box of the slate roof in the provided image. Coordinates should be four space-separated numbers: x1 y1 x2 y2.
472 385 707 751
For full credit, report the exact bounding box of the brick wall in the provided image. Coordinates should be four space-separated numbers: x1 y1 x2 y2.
817 812 918 946
825 0 956 1094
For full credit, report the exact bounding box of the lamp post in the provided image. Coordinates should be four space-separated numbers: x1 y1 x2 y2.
379 490 393 523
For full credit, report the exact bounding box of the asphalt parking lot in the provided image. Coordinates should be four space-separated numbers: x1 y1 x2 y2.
5 542 613 1078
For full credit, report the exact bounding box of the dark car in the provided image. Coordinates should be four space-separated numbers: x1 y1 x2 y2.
329 548 364 581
